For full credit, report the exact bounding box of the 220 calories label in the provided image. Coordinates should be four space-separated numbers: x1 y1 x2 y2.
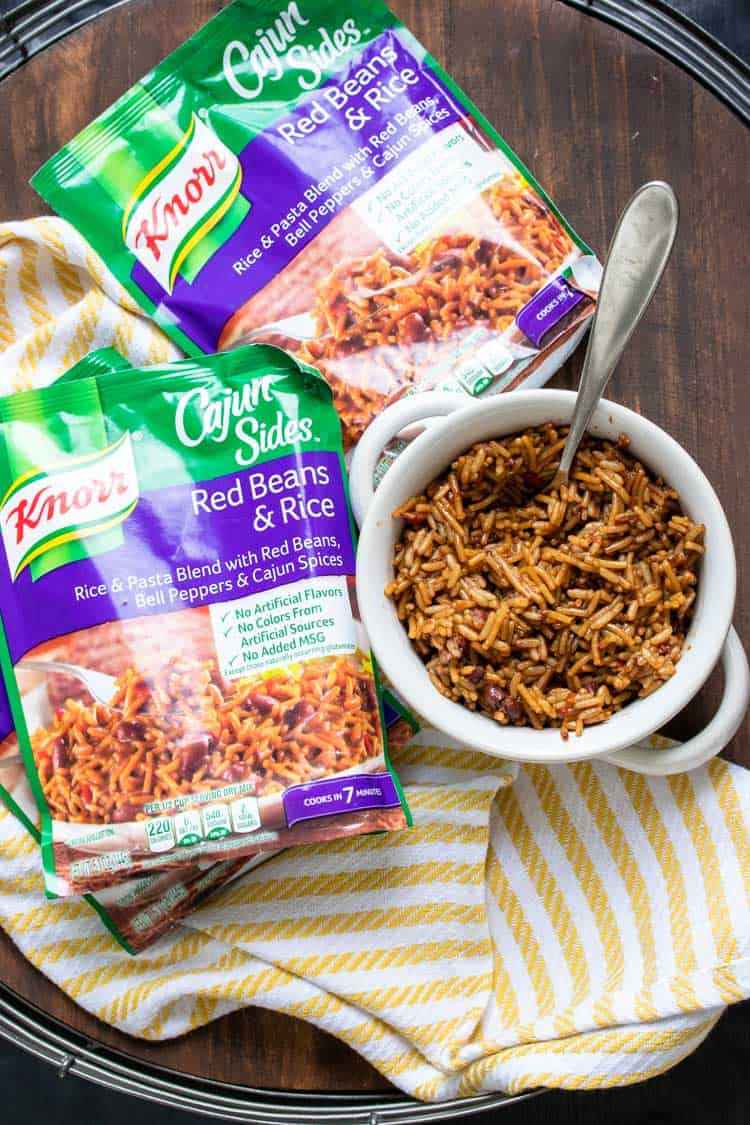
145 798 262 852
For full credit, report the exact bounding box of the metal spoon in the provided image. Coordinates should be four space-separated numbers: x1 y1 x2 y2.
546 180 679 493
0 663 120 769
17 659 118 708
236 310 326 345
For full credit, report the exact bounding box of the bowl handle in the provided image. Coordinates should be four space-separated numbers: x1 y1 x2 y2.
348 392 467 527
603 626 750 776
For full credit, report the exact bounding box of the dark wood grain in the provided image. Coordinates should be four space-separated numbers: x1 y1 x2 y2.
0 0 748 1097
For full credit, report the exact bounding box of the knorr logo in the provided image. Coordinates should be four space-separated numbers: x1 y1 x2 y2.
0 434 139 580
122 115 242 293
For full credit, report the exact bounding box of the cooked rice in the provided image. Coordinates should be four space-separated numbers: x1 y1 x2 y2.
385 425 704 737
297 173 575 447
32 655 382 823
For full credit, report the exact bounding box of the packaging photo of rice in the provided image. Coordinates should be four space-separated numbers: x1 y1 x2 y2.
0 345 410 898
33 636 384 826
228 169 587 449
0 597 416 949
0 690 272 953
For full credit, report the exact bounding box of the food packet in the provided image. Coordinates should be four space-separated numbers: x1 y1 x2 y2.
31 0 599 454
0 717 269 952
0 350 272 948
0 344 410 898
0 676 413 948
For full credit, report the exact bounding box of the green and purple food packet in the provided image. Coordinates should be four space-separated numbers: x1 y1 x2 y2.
0 344 410 900
0 350 271 950
32 0 599 455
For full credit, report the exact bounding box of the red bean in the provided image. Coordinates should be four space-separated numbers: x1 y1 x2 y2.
402 312 430 344
249 692 276 716
179 735 214 779
337 334 364 356
51 738 68 772
283 700 316 728
482 683 505 712
111 803 137 823
429 252 463 273
116 719 147 742
358 678 378 714
474 238 496 265
501 696 523 723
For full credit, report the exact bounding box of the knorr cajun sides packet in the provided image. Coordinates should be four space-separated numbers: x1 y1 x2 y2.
0 345 410 898
32 0 599 454
0 349 278 944
0 716 269 952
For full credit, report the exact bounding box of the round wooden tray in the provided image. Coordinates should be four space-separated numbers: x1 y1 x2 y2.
0 0 748 1119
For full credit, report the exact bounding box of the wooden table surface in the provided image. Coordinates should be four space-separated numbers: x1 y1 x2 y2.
0 0 748 1099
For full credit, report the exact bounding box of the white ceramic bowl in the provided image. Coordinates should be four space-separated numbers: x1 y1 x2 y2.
350 390 749 774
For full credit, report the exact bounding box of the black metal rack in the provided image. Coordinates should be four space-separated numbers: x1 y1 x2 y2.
563 0 749 124
0 987 540 1122
0 1 747 1120
1 0 748 123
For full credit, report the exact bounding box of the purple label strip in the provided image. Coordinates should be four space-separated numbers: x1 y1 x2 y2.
283 772 401 828
0 450 355 663
515 275 585 348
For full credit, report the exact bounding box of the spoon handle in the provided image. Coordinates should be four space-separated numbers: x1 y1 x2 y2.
18 658 84 677
557 181 679 479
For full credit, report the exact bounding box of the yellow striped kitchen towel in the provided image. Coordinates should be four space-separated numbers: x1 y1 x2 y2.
0 218 181 390
0 218 748 1101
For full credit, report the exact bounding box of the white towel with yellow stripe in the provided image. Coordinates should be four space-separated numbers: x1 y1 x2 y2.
0 219 748 1101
